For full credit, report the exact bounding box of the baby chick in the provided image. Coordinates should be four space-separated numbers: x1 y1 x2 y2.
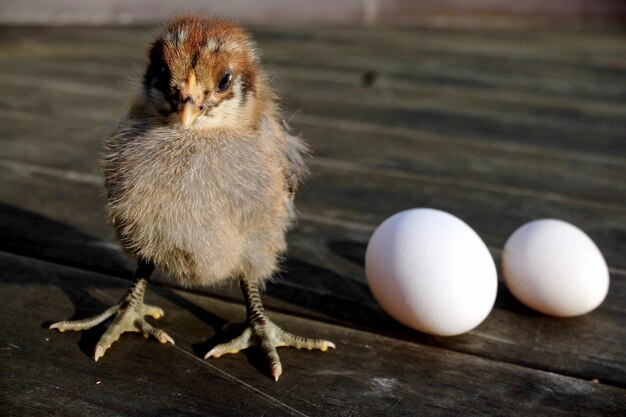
50 16 334 381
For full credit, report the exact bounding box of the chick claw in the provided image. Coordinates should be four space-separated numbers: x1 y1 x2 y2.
49 279 174 361
204 319 335 381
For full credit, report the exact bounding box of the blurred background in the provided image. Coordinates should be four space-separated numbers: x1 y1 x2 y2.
1 0 625 27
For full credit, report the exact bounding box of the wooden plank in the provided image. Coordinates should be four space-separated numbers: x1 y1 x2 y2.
266 51 626 106
0 43 624 159
0 25 624 405
1 76 624 177
2 104 624 207
2 132 624 272
2 72 623 247
2 25 625 107
292 117 626 206
2 60 625 145
2 251 624 416
2 52 625 129
3 25 626 72
299 160 626 268
2 26 626 104
280 95 626 158
0 172 624 388
306 27 626 60
0 200 132 280
0 57 624 203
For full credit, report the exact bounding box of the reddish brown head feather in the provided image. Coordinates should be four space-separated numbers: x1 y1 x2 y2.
144 16 258 100
164 16 253 55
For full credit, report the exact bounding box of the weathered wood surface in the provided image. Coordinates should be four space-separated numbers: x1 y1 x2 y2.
0 26 625 416
2 251 625 417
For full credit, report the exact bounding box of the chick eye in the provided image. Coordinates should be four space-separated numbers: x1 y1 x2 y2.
217 72 232 93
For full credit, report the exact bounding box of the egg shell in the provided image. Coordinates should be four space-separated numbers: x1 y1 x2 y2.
365 208 497 336
502 219 609 317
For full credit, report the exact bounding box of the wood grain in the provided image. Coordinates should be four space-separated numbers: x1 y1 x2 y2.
0 175 624 388
0 25 624 415
2 251 624 416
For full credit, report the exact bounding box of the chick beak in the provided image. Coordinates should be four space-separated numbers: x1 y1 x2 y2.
179 99 201 129
178 72 203 129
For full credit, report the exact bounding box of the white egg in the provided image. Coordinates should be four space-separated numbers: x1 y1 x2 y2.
502 219 609 317
365 208 497 336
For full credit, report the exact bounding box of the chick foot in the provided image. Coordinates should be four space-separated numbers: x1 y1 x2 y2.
204 279 335 381
49 261 174 361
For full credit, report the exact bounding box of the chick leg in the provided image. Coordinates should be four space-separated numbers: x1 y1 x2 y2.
49 260 174 361
205 279 335 381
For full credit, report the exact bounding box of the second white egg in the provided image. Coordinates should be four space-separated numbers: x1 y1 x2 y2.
501 219 609 317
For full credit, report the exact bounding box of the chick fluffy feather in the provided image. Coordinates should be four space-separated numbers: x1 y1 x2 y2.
102 16 308 287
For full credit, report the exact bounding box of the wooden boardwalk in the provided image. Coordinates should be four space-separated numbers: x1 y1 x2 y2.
0 25 625 416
